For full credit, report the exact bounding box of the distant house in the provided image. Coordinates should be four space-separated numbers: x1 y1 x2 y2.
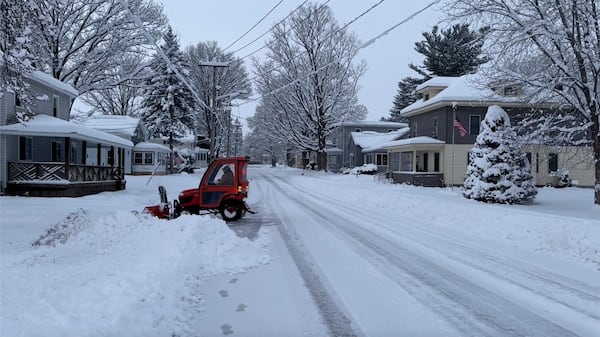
130 142 171 175
0 71 132 196
332 120 409 170
348 129 410 172
81 115 147 174
390 74 594 187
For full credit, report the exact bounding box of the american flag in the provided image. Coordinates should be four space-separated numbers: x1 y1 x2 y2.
454 116 467 137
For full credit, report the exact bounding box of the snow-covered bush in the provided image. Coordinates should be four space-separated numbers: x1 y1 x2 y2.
463 105 537 204
349 163 378 175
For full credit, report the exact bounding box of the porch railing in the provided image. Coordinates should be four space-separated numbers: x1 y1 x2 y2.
8 162 123 183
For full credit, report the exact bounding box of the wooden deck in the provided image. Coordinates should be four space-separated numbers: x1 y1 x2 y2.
6 162 125 197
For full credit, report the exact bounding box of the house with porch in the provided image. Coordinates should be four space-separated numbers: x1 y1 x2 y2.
348 128 409 172
331 120 408 170
388 74 595 187
0 71 133 196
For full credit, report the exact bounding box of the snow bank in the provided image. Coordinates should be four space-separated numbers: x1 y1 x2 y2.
1 210 271 337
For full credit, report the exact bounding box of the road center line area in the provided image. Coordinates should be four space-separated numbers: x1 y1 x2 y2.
253 168 600 337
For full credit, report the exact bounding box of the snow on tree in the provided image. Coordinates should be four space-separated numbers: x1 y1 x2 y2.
389 24 489 118
445 0 600 205
140 26 195 156
0 0 46 121
253 3 366 171
185 41 251 160
82 54 149 116
245 105 289 166
463 105 537 204
31 0 166 95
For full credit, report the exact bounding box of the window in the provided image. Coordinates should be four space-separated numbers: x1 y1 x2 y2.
434 152 440 172
376 153 387 166
390 152 400 171
53 95 59 117
413 121 418 137
424 93 430 101
400 151 413 171
134 152 143 164
365 154 373 164
432 117 439 138
503 85 520 96
144 152 153 165
19 136 32 161
14 93 21 107
51 140 63 162
469 115 480 135
548 153 558 173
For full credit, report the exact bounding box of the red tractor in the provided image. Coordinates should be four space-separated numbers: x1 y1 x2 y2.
145 157 254 221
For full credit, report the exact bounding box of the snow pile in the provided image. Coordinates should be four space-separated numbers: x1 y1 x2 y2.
1 211 271 337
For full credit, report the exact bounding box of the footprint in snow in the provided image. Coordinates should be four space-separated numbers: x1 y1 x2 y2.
219 290 229 298
221 323 234 335
229 278 238 284
236 304 247 312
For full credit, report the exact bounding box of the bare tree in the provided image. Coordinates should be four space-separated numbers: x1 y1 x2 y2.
446 0 600 205
0 0 48 121
82 54 149 116
185 41 251 160
31 0 166 95
253 3 366 171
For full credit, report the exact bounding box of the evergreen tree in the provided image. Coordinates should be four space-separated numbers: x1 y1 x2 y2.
409 24 489 78
140 26 195 142
463 105 537 204
389 24 488 116
389 76 423 121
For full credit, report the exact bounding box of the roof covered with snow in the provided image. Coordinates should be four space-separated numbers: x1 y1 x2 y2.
401 74 520 116
29 71 78 97
338 120 409 128
351 129 410 152
384 136 445 148
0 114 133 147
81 115 142 137
134 142 171 152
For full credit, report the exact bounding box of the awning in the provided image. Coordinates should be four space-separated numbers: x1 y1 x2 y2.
0 114 133 148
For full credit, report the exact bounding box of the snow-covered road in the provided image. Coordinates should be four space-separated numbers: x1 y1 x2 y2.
253 167 600 336
1 165 599 336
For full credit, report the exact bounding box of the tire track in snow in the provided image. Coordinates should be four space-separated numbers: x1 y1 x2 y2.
283 174 600 322
255 172 360 337
260 171 588 336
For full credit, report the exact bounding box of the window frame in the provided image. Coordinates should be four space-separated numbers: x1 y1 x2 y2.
469 115 480 135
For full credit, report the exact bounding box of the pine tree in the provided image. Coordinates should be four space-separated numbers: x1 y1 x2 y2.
389 76 423 120
389 24 488 116
140 26 195 144
409 24 489 78
463 105 537 204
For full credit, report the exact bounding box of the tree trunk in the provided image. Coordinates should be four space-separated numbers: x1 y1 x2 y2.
592 111 600 205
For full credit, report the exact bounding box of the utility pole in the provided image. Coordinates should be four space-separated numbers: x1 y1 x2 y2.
197 61 229 164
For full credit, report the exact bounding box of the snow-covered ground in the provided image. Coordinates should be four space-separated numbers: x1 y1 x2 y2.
1 165 599 336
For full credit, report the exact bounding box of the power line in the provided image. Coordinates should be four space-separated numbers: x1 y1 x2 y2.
234 0 380 90
238 0 440 107
237 0 332 62
230 0 310 55
222 0 285 52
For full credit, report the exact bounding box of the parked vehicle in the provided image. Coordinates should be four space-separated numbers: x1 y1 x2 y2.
145 157 254 221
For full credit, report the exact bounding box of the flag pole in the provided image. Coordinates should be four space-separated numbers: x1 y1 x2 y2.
451 103 456 190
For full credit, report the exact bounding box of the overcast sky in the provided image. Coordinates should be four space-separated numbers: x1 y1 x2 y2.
159 0 443 128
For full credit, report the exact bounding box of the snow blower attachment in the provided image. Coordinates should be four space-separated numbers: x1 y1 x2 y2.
144 157 254 221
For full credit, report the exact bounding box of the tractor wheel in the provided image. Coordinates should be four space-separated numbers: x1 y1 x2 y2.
220 202 241 221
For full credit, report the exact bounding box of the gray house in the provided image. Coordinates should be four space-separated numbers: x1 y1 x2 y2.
348 129 409 172
332 120 408 169
0 71 133 196
390 74 595 187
